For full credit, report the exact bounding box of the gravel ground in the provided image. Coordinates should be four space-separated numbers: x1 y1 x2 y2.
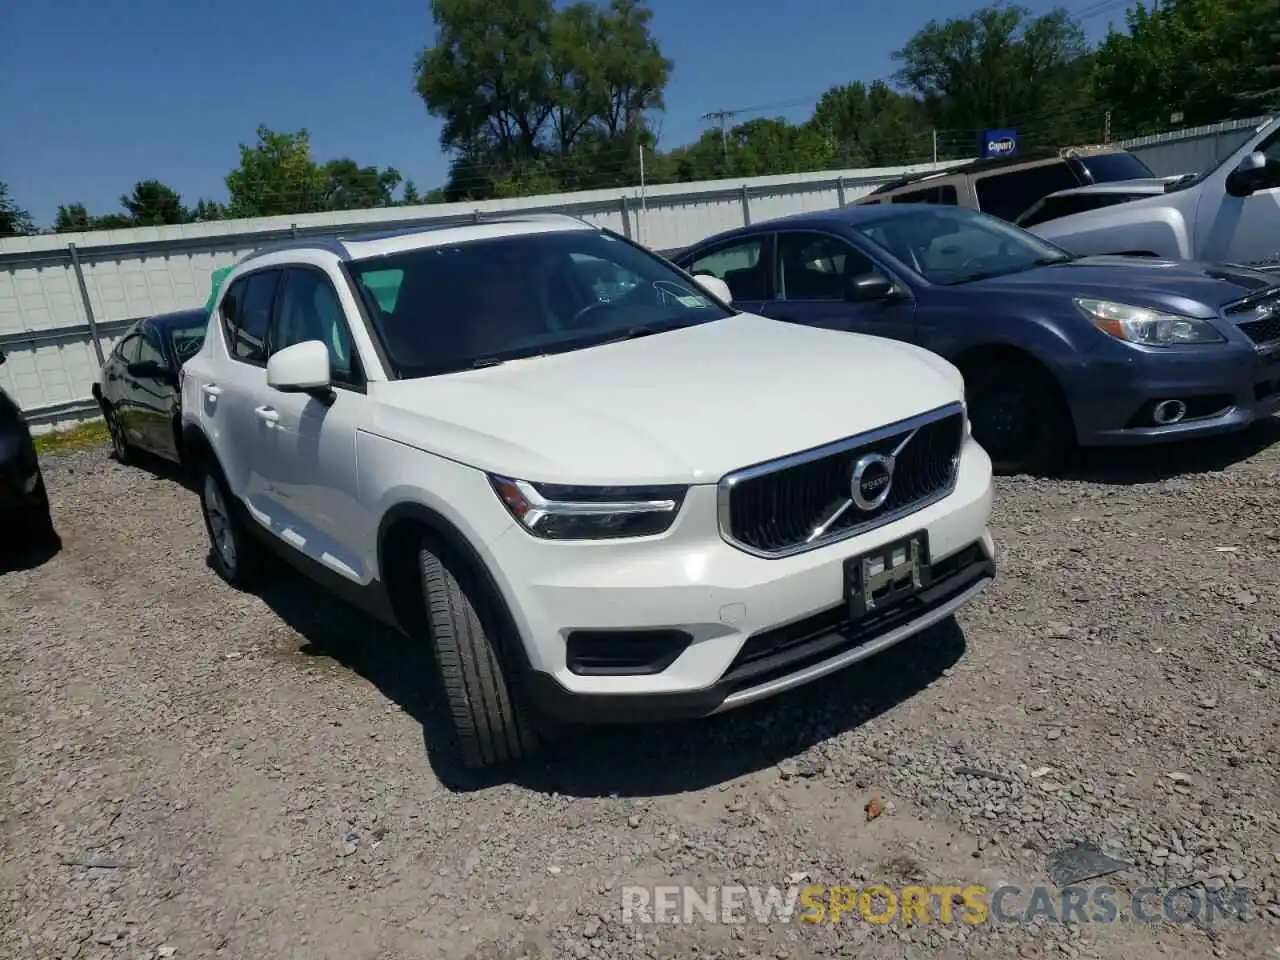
3 426 1280 960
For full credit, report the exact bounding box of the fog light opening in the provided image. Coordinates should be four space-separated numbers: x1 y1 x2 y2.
1152 399 1188 425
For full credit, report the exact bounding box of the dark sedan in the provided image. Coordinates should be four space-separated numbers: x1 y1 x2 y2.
92 308 209 467
0 349 55 549
672 205 1280 474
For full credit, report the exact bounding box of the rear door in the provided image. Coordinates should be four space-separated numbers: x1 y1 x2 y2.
676 233 774 315
761 230 919 342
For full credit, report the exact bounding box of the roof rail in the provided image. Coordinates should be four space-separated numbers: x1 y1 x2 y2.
238 235 349 264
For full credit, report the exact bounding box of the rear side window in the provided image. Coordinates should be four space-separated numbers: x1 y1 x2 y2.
221 270 281 364
974 162 1082 222
891 184 959 205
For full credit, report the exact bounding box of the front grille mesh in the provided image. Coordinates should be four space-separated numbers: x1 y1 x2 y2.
1226 289 1280 345
721 407 964 556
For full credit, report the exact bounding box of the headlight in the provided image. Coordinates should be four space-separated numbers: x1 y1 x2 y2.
1074 298 1224 346
489 476 687 540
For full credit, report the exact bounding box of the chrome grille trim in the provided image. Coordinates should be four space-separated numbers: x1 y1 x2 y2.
716 401 965 560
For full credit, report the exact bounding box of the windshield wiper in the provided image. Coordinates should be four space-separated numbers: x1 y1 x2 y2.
470 357 505 369
1033 255 1076 266
600 325 662 344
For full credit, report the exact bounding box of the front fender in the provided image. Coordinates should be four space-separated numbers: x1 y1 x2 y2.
1032 205 1191 259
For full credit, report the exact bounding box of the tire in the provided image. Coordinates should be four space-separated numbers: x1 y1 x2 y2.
104 405 133 465
417 542 541 769
964 357 1073 476
196 456 271 590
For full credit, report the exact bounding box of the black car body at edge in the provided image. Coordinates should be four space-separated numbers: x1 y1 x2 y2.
93 308 209 466
0 349 55 550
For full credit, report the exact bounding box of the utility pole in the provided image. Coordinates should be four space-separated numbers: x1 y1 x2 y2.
1104 110 1112 143
700 109 736 164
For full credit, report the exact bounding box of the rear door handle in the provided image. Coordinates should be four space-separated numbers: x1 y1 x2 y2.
254 405 280 424
202 384 223 397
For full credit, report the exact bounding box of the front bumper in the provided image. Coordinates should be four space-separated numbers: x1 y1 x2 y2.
484 437 995 722
1065 339 1280 446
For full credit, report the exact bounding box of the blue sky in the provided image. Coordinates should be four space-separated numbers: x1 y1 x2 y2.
1 0 1134 228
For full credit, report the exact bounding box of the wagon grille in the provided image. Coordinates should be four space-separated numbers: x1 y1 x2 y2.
717 404 965 558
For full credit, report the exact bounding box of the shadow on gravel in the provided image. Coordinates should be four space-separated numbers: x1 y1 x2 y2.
259 567 968 796
0 532 63 574
118 450 195 490
1066 416 1280 485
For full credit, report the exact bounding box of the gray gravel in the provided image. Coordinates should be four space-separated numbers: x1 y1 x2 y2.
3 426 1280 960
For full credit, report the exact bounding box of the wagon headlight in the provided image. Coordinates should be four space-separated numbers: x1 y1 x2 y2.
1074 298 1224 346
489 476 687 540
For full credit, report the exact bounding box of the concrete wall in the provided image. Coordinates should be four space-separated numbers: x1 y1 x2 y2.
0 159 964 427
3 112 1274 430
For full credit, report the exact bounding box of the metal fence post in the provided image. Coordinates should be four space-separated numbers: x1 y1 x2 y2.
741 185 752 226
67 242 105 366
619 196 633 239
836 177 847 208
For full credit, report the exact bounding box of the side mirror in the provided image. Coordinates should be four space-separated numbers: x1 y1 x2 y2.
845 272 897 302
127 359 166 380
692 273 734 304
267 340 332 396
1227 151 1270 197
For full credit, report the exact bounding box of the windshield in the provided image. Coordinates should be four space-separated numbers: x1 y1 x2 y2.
1078 152 1154 183
852 206 1073 285
347 229 734 378
169 320 208 364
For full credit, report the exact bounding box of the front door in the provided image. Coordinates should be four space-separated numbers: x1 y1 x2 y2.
253 266 368 582
1197 127 1280 271
678 233 773 315
761 231 918 342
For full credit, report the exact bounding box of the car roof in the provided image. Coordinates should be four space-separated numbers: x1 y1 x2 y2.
147 307 210 329
865 144 1133 196
683 203 967 251
239 213 599 266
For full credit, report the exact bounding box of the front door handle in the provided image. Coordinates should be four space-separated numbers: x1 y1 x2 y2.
254 406 280 425
201 384 223 397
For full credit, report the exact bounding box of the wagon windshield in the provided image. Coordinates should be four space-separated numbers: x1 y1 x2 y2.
853 206 1074 285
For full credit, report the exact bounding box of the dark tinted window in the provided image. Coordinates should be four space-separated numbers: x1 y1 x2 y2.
684 235 769 300
137 326 165 367
1078 152 1155 183
891 184 959 205
974 162 1082 222
272 268 360 386
775 232 878 300
115 333 142 364
349 229 733 379
222 271 280 363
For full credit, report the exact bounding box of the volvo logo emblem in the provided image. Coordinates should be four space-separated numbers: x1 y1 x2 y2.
850 453 895 511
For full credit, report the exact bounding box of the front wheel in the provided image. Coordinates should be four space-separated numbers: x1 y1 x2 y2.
418 543 542 769
965 360 1073 476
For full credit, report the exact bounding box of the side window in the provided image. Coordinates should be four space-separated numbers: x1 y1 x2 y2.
271 268 361 387
115 333 142 365
776 232 879 301
891 184 959 205
974 163 1082 222
137 327 165 367
684 236 768 300
222 270 280 364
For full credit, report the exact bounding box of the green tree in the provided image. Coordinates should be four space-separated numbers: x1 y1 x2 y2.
1094 0 1280 132
401 179 422 205
892 4 1093 149
192 199 229 221
414 0 670 199
808 81 932 166
662 118 834 182
322 159 403 210
0 182 35 236
225 126 330 218
53 202 133 233
121 179 190 226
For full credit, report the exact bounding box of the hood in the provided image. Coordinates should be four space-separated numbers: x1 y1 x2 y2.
364 312 965 486
963 256 1280 317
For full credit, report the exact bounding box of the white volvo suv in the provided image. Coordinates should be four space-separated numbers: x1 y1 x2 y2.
179 214 996 769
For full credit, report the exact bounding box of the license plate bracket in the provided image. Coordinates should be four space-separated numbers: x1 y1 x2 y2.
844 531 931 622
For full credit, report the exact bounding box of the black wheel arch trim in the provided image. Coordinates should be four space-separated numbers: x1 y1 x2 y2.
376 502 535 672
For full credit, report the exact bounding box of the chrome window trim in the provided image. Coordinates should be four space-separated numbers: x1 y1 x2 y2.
716 401 965 559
